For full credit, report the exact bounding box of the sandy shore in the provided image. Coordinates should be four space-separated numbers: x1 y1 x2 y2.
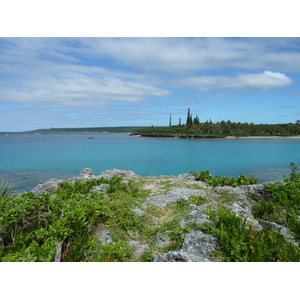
237 136 300 139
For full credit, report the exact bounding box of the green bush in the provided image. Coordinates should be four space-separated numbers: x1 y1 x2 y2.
0 176 145 262
190 170 259 187
0 180 15 199
205 205 300 262
253 162 300 238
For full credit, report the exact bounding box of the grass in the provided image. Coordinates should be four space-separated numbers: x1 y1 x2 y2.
0 180 15 199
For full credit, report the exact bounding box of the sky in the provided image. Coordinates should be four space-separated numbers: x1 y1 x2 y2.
1 37 300 131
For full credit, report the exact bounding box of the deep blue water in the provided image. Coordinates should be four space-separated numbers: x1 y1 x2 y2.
1 132 300 192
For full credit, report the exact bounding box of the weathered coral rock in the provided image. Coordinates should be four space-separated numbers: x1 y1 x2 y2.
145 188 207 208
156 233 171 248
181 230 218 258
180 210 212 228
153 250 211 262
31 178 62 197
79 168 94 180
227 200 263 231
99 169 140 180
91 183 110 193
98 230 113 246
128 240 149 257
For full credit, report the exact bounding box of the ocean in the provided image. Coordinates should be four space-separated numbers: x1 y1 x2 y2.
1 132 300 192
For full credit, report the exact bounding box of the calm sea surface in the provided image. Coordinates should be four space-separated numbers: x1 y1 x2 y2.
1 132 300 192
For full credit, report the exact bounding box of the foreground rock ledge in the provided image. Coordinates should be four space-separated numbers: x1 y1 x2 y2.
31 168 298 262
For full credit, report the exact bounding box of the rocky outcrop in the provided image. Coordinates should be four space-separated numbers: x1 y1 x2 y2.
153 250 211 262
30 168 299 262
128 240 149 258
31 178 63 197
98 169 140 180
79 168 94 180
145 188 208 208
98 230 113 246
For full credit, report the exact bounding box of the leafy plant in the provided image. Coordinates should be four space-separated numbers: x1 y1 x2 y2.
284 162 300 181
0 175 147 262
253 162 300 239
190 170 259 187
0 180 15 199
206 205 300 262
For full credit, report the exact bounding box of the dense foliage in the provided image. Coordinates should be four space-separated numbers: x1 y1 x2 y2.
253 163 300 239
132 121 300 137
190 170 259 187
132 108 300 137
199 205 300 261
0 176 148 262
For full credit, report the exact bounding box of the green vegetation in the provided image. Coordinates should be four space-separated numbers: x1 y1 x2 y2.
253 162 300 239
131 108 300 137
190 170 259 187
199 205 300 262
1 163 300 262
0 180 15 199
0 176 148 262
28 126 147 133
0 175 192 262
190 162 300 262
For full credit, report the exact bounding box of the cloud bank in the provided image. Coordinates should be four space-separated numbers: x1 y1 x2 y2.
0 37 299 131
180 71 294 92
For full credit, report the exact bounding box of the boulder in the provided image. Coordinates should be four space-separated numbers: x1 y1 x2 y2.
98 230 113 246
79 168 94 180
260 220 298 246
131 207 145 216
156 233 171 248
180 210 212 228
235 184 266 200
181 230 218 259
227 201 263 231
128 240 149 258
145 188 207 208
99 169 140 180
91 183 110 193
153 250 211 262
31 178 62 197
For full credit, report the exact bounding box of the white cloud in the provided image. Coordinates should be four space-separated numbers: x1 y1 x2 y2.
1 37 300 131
180 71 294 91
75 37 300 73
0 73 171 108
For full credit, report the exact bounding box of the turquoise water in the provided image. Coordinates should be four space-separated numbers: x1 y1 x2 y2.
1 132 300 192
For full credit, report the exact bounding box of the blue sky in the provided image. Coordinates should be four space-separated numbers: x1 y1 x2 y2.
1 37 300 131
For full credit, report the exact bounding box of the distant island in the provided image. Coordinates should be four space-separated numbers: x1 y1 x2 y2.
27 126 147 133
130 108 300 138
27 109 300 138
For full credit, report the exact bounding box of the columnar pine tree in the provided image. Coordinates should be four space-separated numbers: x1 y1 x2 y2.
186 108 190 125
186 108 193 125
194 115 200 125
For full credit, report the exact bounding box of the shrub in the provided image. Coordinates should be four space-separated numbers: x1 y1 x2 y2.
190 170 259 187
0 180 15 199
205 205 300 262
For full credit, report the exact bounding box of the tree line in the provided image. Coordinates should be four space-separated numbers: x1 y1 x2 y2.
137 108 300 136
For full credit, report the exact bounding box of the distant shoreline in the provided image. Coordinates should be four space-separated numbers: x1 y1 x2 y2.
237 135 300 139
130 133 300 140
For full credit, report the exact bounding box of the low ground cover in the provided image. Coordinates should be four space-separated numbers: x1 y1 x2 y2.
0 163 299 262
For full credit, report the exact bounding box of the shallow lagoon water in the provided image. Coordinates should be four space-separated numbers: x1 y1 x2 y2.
1 132 300 192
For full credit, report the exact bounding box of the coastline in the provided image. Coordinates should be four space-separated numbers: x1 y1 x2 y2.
237 135 300 139
130 133 300 140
